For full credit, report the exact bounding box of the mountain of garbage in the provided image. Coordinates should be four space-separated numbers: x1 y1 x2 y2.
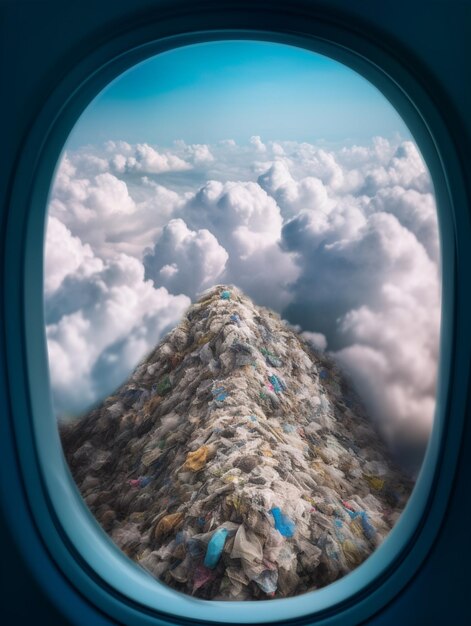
60 284 413 600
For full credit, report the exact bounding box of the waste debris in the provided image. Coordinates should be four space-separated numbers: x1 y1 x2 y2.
60 284 413 600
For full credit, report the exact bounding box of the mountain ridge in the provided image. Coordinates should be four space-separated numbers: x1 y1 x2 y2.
60 284 412 600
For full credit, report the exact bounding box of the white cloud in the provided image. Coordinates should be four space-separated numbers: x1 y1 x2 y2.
45 137 440 471
87 173 136 216
250 135 267 153
190 144 214 164
105 140 132 154
337 136 394 167
186 180 283 248
183 180 298 309
370 186 439 262
48 155 187 260
257 160 293 196
46 243 190 415
173 140 215 164
282 208 440 466
50 168 136 228
143 218 228 298
44 216 102 295
258 160 331 217
302 331 327 352
282 143 346 190
218 139 236 147
360 141 432 196
110 142 192 174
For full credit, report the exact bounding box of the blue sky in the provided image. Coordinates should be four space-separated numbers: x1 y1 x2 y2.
68 40 410 148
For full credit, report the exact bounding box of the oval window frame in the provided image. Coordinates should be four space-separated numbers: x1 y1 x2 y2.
3 6 468 626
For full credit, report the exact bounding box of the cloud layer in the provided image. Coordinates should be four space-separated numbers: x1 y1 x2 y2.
45 137 440 472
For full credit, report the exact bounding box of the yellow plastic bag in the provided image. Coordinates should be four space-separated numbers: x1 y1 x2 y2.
363 474 385 490
154 512 184 539
183 445 210 472
342 540 362 567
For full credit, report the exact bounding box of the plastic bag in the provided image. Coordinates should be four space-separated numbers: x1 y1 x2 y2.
183 446 210 472
231 525 263 563
254 569 278 594
270 507 296 538
154 512 184 539
204 528 229 569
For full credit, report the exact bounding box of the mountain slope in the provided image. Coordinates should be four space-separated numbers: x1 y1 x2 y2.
60 284 412 600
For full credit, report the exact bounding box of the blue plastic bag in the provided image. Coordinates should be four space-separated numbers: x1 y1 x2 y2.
211 386 228 402
344 508 376 541
203 528 229 569
270 507 296 538
268 374 286 393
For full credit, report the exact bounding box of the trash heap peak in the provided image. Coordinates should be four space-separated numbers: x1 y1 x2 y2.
61 284 412 600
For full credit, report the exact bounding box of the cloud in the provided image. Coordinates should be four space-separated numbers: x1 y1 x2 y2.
337 136 394 167
173 140 215 164
187 180 283 244
183 180 299 309
218 139 236 147
334 300 439 472
143 218 228 298
277 142 346 190
250 135 267 152
72 152 109 176
302 331 328 352
360 141 432 196
45 137 440 473
258 138 439 467
370 186 439 262
110 142 191 174
46 243 190 415
48 155 187 260
44 216 102 295
105 140 133 154
282 207 440 470
50 165 136 229
258 160 331 217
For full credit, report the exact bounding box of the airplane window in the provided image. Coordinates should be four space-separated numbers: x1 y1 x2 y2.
44 40 441 611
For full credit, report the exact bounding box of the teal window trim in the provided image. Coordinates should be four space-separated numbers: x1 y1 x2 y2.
2 8 469 626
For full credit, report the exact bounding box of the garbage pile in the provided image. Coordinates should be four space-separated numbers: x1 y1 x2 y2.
60 284 413 600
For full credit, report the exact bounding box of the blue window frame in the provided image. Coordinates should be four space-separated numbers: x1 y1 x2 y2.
1 3 470 625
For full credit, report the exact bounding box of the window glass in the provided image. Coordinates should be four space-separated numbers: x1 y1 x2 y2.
46 40 441 601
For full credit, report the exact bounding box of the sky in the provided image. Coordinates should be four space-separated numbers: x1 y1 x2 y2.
45 41 440 474
67 41 410 148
